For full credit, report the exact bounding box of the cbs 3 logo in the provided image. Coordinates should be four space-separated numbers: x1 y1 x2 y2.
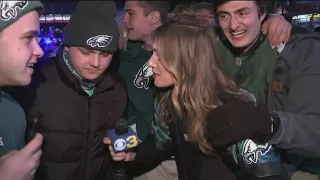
114 135 138 151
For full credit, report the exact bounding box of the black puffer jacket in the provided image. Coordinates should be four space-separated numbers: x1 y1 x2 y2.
16 51 127 180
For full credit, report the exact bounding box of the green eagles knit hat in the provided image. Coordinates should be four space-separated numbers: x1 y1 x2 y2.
63 1 119 52
0 0 43 32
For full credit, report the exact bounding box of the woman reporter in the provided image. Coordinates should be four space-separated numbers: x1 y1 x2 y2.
105 14 239 180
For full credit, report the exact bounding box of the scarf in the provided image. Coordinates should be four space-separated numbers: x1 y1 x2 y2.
62 50 103 96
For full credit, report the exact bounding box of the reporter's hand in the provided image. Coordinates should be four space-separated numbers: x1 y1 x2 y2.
207 93 272 148
103 137 136 162
0 133 43 180
262 14 291 46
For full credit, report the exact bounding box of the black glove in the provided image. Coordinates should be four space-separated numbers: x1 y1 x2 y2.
207 92 273 148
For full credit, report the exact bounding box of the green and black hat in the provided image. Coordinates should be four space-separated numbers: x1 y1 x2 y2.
63 1 119 52
0 0 43 32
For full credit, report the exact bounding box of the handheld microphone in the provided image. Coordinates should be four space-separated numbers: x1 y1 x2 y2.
109 118 138 180
108 118 138 153
28 112 42 141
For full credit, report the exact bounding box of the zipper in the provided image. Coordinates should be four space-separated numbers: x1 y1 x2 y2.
81 97 91 180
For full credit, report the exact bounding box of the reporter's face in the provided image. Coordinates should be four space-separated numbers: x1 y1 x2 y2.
147 42 174 88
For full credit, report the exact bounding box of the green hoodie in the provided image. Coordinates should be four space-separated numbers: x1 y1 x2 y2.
113 40 154 140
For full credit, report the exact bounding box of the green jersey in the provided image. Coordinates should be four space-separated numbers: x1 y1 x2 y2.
217 35 286 178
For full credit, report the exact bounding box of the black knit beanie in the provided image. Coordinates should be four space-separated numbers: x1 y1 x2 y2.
64 1 119 52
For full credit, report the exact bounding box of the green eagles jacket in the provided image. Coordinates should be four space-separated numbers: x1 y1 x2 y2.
216 34 286 179
218 31 320 176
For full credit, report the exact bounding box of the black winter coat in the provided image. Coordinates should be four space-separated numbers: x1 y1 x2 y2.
17 52 127 180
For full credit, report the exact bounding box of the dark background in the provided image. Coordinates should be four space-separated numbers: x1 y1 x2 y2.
39 0 320 16
36 0 319 60
39 1 199 14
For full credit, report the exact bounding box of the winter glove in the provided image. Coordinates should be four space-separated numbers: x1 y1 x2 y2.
207 92 274 148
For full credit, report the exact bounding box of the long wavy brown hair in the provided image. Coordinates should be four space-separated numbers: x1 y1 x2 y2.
155 14 239 154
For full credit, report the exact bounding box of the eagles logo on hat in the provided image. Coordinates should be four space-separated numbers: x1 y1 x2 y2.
0 0 28 21
0 0 43 31
87 35 113 48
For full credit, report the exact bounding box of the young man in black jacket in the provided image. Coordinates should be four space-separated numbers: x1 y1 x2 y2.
12 1 128 180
